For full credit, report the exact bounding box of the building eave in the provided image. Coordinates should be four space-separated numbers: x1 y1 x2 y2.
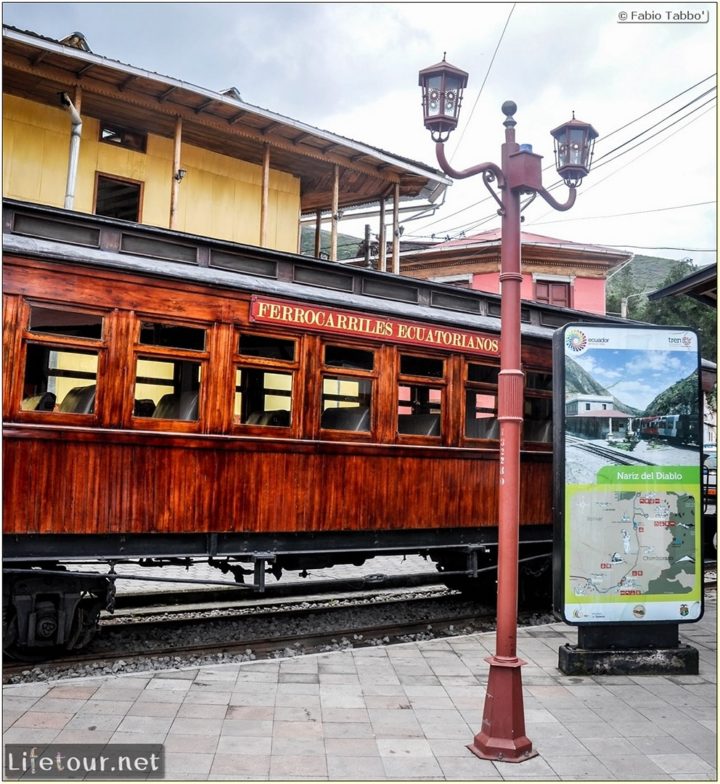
2 25 450 213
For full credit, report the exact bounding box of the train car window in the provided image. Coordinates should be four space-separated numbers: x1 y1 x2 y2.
397 385 443 436
465 391 499 439
465 362 499 440
526 371 553 391
235 369 293 426
134 357 201 420
140 322 206 351
234 331 297 432
400 355 444 378
397 354 445 437
321 376 372 432
324 345 374 371
238 333 295 360
467 363 499 384
524 396 553 443
28 306 103 340
22 344 99 414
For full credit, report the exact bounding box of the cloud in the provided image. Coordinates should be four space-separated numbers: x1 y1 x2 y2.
2 1 715 262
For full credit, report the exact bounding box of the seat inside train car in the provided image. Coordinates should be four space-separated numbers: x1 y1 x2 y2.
321 406 370 431
398 413 440 436
152 391 199 421
20 392 56 411
465 417 499 439
246 410 291 427
58 385 96 414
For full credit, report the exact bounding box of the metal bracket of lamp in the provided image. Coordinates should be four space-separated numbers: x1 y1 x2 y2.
418 54 597 765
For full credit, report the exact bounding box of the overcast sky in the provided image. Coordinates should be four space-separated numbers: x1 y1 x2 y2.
3 2 717 269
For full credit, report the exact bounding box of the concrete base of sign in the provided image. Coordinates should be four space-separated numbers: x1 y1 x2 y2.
558 641 699 675
559 623 699 675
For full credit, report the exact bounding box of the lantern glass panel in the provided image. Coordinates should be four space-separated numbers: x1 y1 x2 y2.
425 74 443 117
568 128 587 166
443 74 462 117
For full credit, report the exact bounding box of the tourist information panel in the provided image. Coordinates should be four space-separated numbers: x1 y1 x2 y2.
553 324 703 624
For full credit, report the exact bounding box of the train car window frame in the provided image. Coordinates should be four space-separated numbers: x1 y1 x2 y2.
131 318 209 431
463 360 500 443
232 330 299 435
523 366 553 448
319 341 377 440
18 303 109 423
396 352 447 441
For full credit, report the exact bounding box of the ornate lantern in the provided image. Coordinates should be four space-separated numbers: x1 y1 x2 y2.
418 55 469 142
550 115 598 187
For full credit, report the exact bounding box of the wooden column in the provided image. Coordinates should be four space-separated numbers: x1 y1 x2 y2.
331 164 340 261
260 143 270 247
392 183 400 274
169 116 183 229
378 198 387 272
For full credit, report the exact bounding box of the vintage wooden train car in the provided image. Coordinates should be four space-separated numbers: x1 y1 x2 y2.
1 199 698 653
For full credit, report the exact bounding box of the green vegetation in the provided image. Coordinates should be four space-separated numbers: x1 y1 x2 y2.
644 370 700 417
300 226 363 261
607 255 716 362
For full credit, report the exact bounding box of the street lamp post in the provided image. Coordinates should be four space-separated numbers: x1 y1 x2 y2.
418 56 597 763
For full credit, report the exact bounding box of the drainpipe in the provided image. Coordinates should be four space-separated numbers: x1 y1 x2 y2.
59 92 82 210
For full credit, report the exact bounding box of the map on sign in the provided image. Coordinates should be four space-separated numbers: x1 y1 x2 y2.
554 324 703 624
568 489 696 601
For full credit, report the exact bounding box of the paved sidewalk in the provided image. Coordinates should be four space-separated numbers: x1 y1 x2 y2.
3 593 716 780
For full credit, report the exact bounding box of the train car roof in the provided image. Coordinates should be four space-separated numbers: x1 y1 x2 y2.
0 198 687 346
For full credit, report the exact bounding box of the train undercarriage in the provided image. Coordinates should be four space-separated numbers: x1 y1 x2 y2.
2 527 553 657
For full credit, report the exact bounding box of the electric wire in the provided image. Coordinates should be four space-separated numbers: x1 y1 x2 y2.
525 102 716 225
449 3 516 163
526 200 716 227
447 90 717 235
409 76 716 239
422 93 716 239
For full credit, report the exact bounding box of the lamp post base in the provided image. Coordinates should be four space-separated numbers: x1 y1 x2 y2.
467 656 538 763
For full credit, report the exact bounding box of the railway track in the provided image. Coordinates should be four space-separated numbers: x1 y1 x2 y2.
2 589 506 682
6 566 715 684
566 435 657 466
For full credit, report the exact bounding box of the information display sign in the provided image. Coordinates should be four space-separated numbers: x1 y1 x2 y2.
553 324 703 624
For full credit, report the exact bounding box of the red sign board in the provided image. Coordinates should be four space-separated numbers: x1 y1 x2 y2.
250 296 499 357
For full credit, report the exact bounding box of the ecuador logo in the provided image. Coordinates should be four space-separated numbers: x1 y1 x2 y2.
565 328 588 354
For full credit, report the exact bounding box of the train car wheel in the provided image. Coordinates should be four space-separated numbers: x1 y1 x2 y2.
2 570 109 656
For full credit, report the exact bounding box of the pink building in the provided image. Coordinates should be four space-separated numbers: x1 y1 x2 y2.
399 230 632 315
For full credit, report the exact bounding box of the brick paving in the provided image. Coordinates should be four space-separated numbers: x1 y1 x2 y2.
3 593 716 780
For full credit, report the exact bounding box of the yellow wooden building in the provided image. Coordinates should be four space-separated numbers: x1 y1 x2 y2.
3 26 449 266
